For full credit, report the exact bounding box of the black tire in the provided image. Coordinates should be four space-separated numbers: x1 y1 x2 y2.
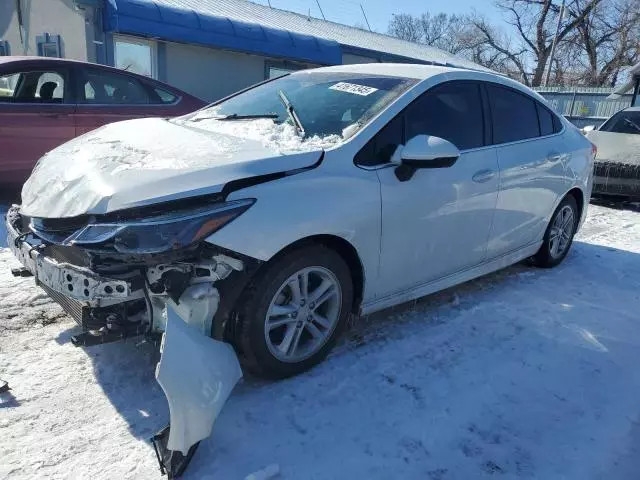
235 244 353 379
531 194 578 268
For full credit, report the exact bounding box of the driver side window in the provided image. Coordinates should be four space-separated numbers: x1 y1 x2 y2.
405 82 484 150
354 81 485 167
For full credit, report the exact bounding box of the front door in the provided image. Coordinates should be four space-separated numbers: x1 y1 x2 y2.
371 81 499 298
0 68 75 186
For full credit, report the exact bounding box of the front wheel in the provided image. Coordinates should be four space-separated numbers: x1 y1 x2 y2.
235 245 353 379
531 195 578 268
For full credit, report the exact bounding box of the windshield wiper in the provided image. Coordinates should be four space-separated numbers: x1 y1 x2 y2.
191 113 279 123
278 90 305 136
623 118 640 133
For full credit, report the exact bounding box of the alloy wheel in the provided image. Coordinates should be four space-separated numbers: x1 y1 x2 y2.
548 205 575 259
264 266 342 363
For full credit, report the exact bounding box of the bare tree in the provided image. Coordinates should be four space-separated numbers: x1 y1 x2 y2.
472 0 605 86
388 14 422 43
388 12 489 58
566 0 640 86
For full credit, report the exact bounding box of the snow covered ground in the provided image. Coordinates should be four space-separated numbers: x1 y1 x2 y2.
2 203 640 480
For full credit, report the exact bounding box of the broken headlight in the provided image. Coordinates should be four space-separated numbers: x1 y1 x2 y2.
66 199 254 254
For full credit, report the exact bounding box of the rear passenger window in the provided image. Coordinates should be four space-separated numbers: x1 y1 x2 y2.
487 85 540 144
154 87 177 104
537 103 554 136
79 69 150 104
405 82 484 150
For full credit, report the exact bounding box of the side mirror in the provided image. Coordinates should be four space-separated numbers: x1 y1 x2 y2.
395 135 460 181
582 125 596 133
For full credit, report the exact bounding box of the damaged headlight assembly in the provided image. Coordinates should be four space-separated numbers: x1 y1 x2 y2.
65 199 255 253
58 200 255 478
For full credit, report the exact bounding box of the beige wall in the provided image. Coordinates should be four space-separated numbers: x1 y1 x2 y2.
0 0 91 61
164 42 268 102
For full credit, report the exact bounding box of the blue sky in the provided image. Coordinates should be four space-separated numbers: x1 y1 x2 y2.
254 0 502 33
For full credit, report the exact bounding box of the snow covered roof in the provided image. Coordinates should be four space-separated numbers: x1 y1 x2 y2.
107 0 492 72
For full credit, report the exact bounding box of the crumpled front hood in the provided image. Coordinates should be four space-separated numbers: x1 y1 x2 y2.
20 117 324 218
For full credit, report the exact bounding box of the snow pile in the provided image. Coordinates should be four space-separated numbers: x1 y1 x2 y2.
3 205 640 479
177 114 343 153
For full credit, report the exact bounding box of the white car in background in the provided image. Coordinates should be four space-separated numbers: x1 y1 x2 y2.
585 107 640 199
5 63 595 473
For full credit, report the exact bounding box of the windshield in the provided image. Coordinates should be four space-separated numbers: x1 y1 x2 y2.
179 71 417 152
599 111 640 135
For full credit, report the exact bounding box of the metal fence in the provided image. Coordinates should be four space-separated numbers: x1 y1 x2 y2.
533 86 633 128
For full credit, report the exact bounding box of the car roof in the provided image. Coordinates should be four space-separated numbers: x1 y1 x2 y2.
304 62 548 104
309 63 466 80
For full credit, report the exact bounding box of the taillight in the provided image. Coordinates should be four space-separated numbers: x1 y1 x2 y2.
590 142 597 159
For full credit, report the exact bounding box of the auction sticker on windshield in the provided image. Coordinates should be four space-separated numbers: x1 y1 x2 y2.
330 82 379 96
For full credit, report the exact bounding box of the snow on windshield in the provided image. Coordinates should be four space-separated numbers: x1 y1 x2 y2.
176 113 345 153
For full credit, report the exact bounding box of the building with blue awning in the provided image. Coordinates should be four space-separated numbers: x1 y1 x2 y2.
1 0 491 102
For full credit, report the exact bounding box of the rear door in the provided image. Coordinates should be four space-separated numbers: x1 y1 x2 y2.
0 67 75 186
74 67 180 135
484 83 566 259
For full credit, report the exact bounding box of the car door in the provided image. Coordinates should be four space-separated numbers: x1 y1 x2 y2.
367 81 500 297
0 67 75 187
483 83 565 259
74 67 177 135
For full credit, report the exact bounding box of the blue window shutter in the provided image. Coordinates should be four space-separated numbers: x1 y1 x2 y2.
36 34 46 56
36 33 63 57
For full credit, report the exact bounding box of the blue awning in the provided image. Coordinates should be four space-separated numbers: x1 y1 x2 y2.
104 0 342 66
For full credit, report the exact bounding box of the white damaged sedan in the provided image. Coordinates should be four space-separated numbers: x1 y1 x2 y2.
6 63 594 473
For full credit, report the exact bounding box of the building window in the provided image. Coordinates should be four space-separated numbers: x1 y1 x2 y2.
114 36 156 78
265 60 306 79
0 40 9 56
36 33 62 57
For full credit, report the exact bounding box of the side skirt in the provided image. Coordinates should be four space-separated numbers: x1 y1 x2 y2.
360 242 542 316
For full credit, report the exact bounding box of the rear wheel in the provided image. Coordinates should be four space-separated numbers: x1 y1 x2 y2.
531 195 578 268
235 245 353 379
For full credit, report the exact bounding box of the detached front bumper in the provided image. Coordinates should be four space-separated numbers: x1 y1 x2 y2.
6 209 143 330
6 206 245 476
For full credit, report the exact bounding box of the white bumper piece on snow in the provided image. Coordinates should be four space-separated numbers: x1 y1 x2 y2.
155 306 243 454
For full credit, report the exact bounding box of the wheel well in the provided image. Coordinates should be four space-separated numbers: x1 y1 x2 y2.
274 235 365 314
567 187 585 220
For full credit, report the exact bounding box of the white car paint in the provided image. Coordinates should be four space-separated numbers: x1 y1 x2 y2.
586 106 640 197
587 130 640 166
210 66 593 305
10 63 595 466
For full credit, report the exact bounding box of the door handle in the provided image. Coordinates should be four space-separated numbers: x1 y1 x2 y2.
472 169 496 183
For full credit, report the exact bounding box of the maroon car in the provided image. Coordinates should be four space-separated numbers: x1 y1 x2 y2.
0 57 205 188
